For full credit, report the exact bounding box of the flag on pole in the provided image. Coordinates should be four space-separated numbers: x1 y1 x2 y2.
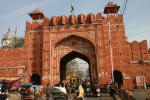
71 2 74 14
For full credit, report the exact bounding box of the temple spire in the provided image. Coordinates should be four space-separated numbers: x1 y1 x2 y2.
8 26 11 32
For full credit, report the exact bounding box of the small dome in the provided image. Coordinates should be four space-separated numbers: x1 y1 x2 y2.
104 1 120 14
30 8 43 14
34 8 43 13
106 1 118 7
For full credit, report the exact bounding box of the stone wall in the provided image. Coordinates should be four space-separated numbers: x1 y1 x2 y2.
0 11 149 88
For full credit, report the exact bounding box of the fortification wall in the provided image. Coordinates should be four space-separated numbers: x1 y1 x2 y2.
24 28 42 76
0 10 149 87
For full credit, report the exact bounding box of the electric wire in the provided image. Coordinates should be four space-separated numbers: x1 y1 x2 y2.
120 0 126 14
122 0 128 15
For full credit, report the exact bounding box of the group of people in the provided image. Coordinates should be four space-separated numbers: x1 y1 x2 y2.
0 81 14 100
20 85 43 99
0 81 12 94
45 80 101 100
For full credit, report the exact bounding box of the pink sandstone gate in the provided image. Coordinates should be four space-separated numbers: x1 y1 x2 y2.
25 8 150 88
0 3 150 88
39 11 109 87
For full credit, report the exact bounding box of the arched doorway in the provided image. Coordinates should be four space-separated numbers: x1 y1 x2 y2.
31 74 41 85
60 51 91 82
53 35 97 86
113 70 123 87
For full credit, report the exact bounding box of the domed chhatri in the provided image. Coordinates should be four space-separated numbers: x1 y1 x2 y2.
2 27 14 48
29 8 45 21
104 1 120 14
3 27 14 40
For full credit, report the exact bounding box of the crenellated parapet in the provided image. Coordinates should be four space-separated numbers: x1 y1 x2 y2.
140 40 149 60
86 13 95 24
0 48 24 66
102 14 124 25
58 16 67 25
130 40 150 61
68 14 76 25
26 9 125 35
0 48 23 57
26 10 108 32
77 14 86 24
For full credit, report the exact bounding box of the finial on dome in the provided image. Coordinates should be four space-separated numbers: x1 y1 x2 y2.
8 26 11 32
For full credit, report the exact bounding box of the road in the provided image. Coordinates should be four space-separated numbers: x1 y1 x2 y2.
68 94 114 100
9 93 114 100
85 97 114 100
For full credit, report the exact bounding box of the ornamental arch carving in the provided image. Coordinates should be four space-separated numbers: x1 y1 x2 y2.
50 35 98 85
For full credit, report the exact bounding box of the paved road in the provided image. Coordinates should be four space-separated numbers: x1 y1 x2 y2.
68 94 114 100
8 93 114 100
85 97 114 100
132 89 150 100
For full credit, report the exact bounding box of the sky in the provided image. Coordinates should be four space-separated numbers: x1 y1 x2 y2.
0 0 150 48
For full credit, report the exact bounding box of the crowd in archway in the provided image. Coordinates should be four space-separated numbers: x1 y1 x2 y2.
46 79 102 100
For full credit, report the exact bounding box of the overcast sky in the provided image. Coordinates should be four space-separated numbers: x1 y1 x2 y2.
0 0 149 48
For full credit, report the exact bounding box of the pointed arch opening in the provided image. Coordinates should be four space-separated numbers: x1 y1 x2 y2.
60 51 91 82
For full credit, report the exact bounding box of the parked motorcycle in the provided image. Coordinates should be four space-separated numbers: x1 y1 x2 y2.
96 87 100 97
85 86 91 97
94 81 101 97
85 81 91 97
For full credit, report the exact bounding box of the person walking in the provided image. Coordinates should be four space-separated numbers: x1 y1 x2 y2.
46 83 52 100
77 84 84 100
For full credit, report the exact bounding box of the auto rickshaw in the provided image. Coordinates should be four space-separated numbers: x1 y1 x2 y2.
70 77 78 84
20 83 34 100
52 87 68 100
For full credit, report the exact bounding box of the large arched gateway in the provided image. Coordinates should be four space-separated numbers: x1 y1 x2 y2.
53 35 97 86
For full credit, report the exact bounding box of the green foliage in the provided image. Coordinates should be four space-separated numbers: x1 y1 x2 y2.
15 37 24 48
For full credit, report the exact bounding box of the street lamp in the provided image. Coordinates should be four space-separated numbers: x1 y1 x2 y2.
104 2 120 83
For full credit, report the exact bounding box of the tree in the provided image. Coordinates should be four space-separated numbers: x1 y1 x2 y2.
15 37 24 48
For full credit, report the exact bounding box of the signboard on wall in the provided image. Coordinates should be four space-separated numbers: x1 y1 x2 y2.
18 69 23 76
123 73 131 80
124 75 131 80
135 75 144 88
